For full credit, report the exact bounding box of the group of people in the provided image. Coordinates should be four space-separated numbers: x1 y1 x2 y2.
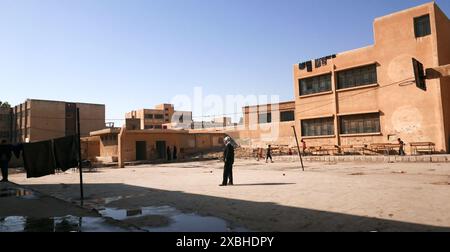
166 146 178 161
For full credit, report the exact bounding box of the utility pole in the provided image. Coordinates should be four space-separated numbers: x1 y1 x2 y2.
77 108 84 205
291 126 305 171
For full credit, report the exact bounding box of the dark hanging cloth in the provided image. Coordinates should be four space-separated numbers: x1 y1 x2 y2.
0 144 12 162
332 54 337 58
306 61 313 72
12 144 23 159
321 57 328 66
23 140 56 178
315 59 322 68
53 135 79 172
299 62 306 70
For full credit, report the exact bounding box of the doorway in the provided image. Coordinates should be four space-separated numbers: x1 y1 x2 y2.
136 141 147 160
156 141 166 159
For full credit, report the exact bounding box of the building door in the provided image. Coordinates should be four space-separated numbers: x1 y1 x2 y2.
156 141 166 159
136 141 147 160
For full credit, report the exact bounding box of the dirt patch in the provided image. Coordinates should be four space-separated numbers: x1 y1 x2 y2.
349 172 365 176
430 182 450 186
121 215 171 228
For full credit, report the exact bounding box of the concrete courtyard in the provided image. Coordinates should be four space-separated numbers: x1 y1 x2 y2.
4 159 450 232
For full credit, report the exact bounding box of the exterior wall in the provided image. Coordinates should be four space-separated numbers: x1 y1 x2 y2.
80 136 100 161
434 4 450 153
0 107 11 142
293 2 450 153
101 130 225 162
12 99 105 143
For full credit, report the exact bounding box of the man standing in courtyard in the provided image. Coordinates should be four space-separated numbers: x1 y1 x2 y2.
0 140 12 182
220 136 234 186
398 138 406 156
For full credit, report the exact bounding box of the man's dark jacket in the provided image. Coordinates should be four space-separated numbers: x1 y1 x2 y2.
223 143 234 165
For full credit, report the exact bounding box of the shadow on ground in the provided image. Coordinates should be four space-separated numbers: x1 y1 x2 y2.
15 183 450 232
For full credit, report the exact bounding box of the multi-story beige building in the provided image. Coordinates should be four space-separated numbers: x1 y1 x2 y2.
125 104 192 130
293 2 450 153
0 107 12 142
12 99 106 143
222 101 296 147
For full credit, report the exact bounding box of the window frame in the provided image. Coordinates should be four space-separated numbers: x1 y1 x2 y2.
337 64 378 90
300 117 335 137
339 113 381 135
280 111 295 122
299 74 332 96
414 14 431 38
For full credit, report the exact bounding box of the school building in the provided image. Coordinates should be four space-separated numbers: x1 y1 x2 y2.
11 99 105 143
293 2 450 154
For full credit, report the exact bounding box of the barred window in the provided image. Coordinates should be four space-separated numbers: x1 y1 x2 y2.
301 117 334 137
258 113 272 124
299 74 332 96
280 111 295 122
414 14 431 38
154 114 164 119
144 114 153 119
337 64 377 89
340 113 380 134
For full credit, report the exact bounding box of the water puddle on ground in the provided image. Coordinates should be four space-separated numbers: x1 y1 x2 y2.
99 206 249 232
0 215 133 232
0 188 38 199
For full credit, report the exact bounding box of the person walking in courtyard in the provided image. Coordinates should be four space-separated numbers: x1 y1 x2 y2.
0 140 12 182
220 136 234 186
301 139 307 155
173 146 177 160
166 146 172 161
398 138 406 156
266 145 273 163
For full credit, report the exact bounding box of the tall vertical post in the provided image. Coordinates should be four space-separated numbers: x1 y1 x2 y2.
77 108 84 205
292 126 305 171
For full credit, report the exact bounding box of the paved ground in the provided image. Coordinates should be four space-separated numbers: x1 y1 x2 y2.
5 159 450 232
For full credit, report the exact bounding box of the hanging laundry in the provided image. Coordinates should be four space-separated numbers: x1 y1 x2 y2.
306 61 313 72
12 144 23 159
23 140 56 178
53 135 79 172
299 62 306 70
315 59 322 68
321 57 328 66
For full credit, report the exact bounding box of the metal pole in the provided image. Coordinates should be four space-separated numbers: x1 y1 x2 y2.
77 108 84 205
291 126 305 171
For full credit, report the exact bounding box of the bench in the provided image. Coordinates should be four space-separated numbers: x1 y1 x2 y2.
410 142 435 155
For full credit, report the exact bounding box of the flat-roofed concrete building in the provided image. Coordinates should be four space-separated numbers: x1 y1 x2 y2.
125 104 193 130
293 2 450 153
12 99 105 143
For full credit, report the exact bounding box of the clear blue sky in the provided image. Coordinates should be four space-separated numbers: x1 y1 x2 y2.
1 0 449 123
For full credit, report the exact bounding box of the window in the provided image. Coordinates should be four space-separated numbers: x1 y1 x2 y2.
258 113 272 124
414 14 431 38
340 113 380 134
301 117 334 137
299 74 332 96
155 114 164 119
144 125 153 129
154 125 162 129
337 64 377 89
280 111 295 122
144 114 153 119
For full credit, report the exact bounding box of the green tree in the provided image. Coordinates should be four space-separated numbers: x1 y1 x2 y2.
0 101 11 108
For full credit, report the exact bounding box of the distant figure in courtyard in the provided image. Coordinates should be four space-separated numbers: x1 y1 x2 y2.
166 146 172 161
266 145 273 163
301 139 307 155
220 136 234 186
0 140 12 182
398 138 406 156
173 146 177 160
